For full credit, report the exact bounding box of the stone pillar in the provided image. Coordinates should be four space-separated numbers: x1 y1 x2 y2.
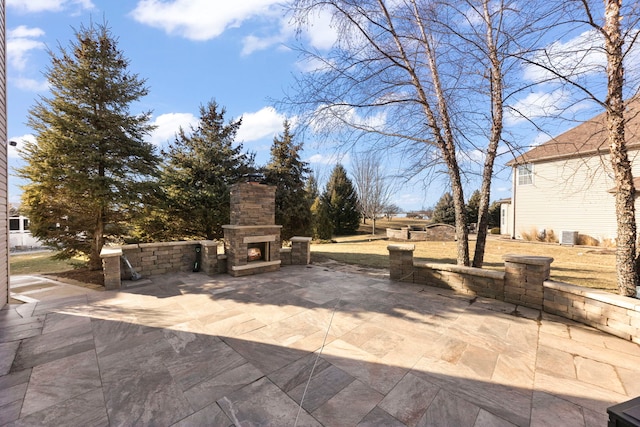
503 254 553 309
291 237 312 265
388 244 415 281
100 247 123 290
200 240 219 274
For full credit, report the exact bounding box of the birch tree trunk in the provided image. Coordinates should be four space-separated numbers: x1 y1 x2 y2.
604 0 637 296
473 0 504 268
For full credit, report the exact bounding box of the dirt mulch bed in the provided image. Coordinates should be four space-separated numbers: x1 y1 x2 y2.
44 268 105 289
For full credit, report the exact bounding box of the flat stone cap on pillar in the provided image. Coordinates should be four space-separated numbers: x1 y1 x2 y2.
502 254 554 265
291 237 312 243
100 247 122 258
387 244 415 252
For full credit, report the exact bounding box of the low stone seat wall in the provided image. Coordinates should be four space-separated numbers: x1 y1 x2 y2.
544 281 640 342
388 244 640 343
386 223 456 241
101 236 312 290
413 260 505 299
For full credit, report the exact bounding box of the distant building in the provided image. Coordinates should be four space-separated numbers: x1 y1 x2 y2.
9 216 41 249
497 198 512 236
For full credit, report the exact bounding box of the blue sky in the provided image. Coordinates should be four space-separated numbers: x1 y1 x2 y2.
5 0 628 212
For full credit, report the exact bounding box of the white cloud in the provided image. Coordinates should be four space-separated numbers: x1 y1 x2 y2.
311 104 387 133
395 192 425 210
130 0 283 41
149 112 198 146
14 77 49 92
241 5 336 57
465 149 485 163
531 132 551 147
522 30 605 83
296 56 335 73
236 106 287 142
8 134 36 158
7 0 93 13
241 16 295 56
242 34 282 56
506 89 595 125
505 89 570 125
7 26 45 71
624 29 640 80
307 152 350 165
302 8 337 51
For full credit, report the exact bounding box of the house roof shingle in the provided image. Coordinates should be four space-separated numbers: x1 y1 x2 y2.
507 98 640 166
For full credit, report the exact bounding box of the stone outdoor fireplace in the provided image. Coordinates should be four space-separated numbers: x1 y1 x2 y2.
222 182 282 277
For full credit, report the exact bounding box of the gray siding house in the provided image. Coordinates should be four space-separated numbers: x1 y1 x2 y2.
506 98 640 244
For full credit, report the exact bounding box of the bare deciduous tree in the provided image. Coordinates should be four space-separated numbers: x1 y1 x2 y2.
382 203 401 220
288 0 538 267
351 152 395 235
603 0 639 296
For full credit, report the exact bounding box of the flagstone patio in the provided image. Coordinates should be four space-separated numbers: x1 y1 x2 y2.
1 265 639 426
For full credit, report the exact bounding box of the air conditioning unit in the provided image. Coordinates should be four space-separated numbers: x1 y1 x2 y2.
560 230 578 246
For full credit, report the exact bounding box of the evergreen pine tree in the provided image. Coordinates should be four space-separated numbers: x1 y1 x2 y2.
312 197 333 240
431 193 456 225
17 22 159 270
264 120 312 240
466 190 481 226
160 100 255 240
488 201 501 228
305 175 325 239
322 164 360 235
305 174 319 203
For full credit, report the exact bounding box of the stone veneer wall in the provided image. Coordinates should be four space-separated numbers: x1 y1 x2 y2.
412 260 505 300
387 228 409 240
544 281 640 343
386 224 456 242
291 237 312 265
388 244 640 343
222 225 282 277
100 240 223 290
121 241 220 276
224 182 282 277
230 182 275 226
101 237 312 289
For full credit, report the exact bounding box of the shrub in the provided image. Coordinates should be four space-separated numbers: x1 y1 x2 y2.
544 229 557 243
520 227 557 243
490 227 501 234
601 238 615 248
520 227 537 241
577 234 600 246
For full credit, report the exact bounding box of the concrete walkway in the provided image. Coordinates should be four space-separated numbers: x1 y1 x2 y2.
1 265 638 426
9 275 102 304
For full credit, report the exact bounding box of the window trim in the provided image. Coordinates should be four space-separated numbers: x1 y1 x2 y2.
517 163 533 185
9 218 20 231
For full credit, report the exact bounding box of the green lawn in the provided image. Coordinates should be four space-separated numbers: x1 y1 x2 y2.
313 219 617 291
10 251 86 275
9 225 618 292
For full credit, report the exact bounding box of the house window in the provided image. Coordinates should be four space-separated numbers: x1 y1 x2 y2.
9 219 19 231
517 164 533 185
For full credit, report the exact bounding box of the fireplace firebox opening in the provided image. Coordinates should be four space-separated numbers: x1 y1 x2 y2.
247 242 269 262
